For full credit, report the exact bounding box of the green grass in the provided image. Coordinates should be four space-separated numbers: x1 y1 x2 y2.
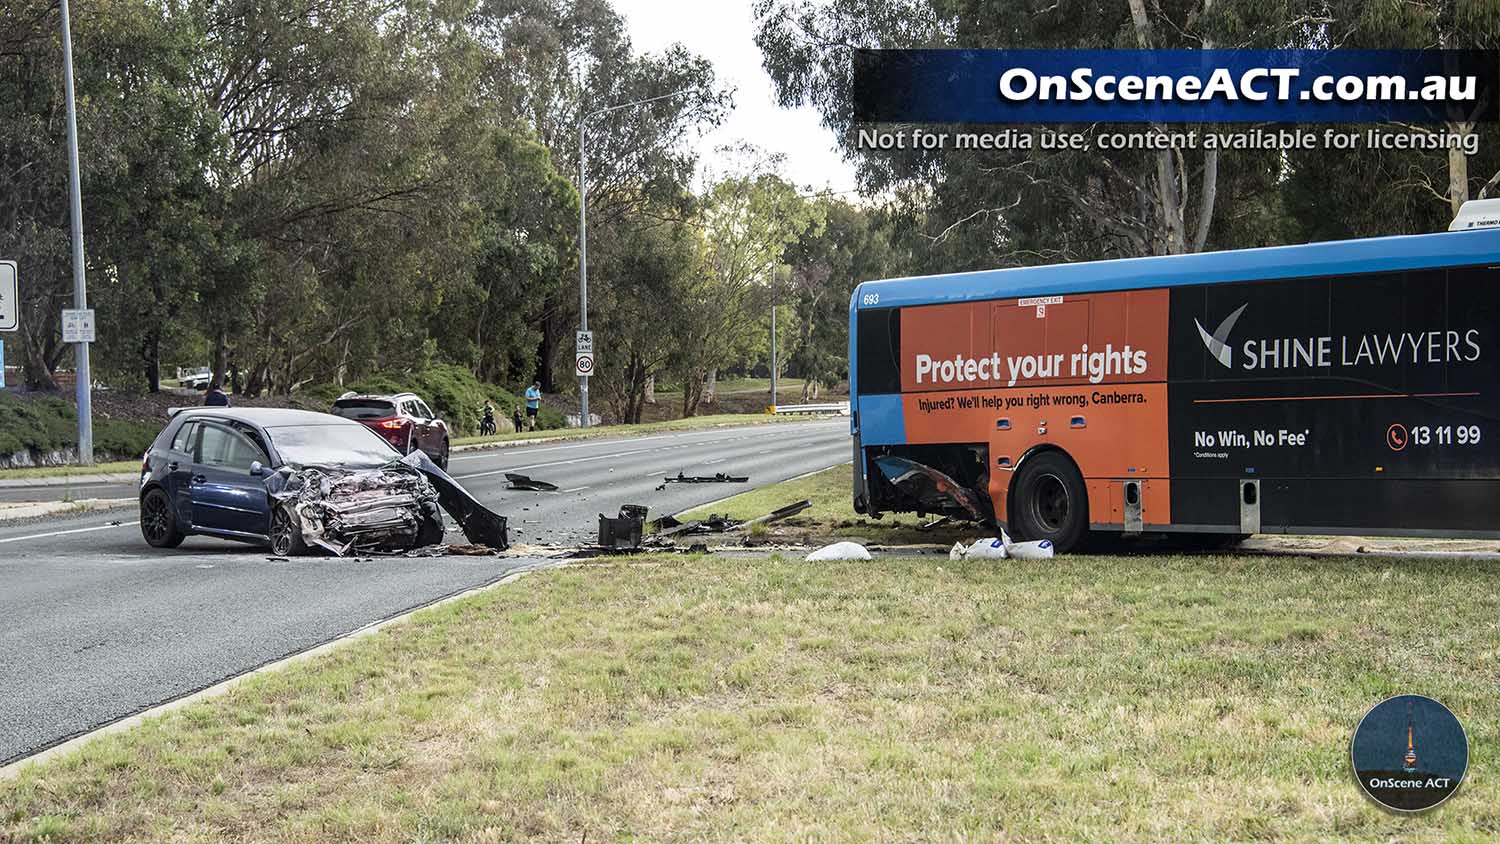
0 460 139 480
677 463 971 545
452 412 808 448
4 553 1497 842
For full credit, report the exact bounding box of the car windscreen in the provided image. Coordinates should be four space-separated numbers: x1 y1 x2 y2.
330 399 397 420
266 424 400 469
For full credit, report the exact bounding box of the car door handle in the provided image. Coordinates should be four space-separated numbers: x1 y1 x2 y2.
192 474 206 484
168 461 179 472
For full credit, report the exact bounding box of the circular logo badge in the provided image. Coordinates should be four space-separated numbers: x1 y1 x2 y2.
1351 694 1468 813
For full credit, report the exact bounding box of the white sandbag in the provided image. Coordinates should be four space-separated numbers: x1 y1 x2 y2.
963 538 1008 560
949 541 967 560
804 541 872 562
1004 539 1054 560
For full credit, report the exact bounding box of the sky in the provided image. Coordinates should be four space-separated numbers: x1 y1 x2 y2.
613 0 860 195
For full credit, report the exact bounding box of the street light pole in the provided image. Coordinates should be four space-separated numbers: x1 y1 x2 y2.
576 87 696 429
59 0 93 465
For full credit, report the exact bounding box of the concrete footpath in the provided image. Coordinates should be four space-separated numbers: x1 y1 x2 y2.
0 473 137 489
0 498 134 522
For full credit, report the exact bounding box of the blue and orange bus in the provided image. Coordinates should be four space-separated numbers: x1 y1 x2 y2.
849 201 1500 551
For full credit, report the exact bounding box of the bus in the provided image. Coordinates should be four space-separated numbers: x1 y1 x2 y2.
848 200 1500 552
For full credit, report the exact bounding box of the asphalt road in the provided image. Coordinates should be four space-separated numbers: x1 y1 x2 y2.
0 419 851 765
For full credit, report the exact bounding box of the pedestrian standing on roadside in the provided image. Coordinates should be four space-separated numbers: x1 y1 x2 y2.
512 405 524 434
524 382 542 431
204 385 230 407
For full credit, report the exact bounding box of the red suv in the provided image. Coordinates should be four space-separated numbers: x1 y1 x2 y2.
330 392 451 469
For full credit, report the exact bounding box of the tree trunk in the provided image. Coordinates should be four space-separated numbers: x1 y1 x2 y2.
703 368 717 405
210 327 228 390
23 334 58 391
142 328 161 393
537 305 557 393
1449 121 1472 216
644 373 655 404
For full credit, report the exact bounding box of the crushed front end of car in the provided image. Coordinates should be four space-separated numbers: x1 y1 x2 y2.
267 451 508 556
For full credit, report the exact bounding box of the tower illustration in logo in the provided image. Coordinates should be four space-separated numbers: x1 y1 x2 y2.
1403 701 1418 773
1194 303 1247 369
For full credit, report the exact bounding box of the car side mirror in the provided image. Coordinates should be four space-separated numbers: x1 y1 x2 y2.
250 461 264 477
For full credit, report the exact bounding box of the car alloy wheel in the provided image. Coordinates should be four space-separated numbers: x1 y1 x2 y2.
140 488 185 548
271 507 299 556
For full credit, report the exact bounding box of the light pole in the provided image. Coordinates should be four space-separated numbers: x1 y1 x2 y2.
577 87 696 428
59 0 93 464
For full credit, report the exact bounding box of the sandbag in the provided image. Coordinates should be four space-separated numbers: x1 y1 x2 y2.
963 538 1009 560
804 541 872 562
1005 539 1054 560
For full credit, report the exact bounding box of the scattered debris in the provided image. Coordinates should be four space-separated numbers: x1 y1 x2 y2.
599 504 649 550
652 513 741 538
650 514 684 531
734 499 812 530
805 541 872 562
444 543 501 556
505 473 559 492
662 472 749 485
920 515 951 531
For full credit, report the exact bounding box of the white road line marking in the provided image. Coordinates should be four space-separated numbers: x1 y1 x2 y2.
0 521 139 544
562 486 590 493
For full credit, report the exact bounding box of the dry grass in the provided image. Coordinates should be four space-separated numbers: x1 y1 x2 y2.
4 554 1499 842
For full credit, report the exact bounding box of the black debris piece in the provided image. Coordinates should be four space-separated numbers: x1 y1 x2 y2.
599 504 648 549
652 513 742 538
506 473 559 492
662 472 749 485
650 514 684 531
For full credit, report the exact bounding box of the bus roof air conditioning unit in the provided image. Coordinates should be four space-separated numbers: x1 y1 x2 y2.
1448 198 1500 231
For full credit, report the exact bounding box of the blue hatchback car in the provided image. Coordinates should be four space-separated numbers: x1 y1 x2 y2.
138 408 405 549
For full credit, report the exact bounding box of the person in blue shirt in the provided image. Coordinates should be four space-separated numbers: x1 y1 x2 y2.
523 382 541 431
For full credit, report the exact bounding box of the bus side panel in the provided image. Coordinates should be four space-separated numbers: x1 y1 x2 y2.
896 289 1172 526
1166 265 1500 534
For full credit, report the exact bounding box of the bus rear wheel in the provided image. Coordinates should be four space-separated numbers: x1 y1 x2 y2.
1011 451 1088 553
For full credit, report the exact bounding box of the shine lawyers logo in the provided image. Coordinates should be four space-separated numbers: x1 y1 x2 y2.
1352 694 1468 813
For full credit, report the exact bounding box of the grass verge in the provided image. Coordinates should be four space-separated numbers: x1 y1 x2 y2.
676 463 975 546
3 553 1496 842
452 412 820 449
0 461 139 480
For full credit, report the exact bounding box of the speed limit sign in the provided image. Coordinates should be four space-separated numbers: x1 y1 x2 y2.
575 352 595 376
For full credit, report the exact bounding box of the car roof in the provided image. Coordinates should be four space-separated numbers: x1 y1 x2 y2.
334 393 417 402
173 408 359 428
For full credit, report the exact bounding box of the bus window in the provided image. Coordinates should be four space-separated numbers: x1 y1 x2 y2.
857 308 902 395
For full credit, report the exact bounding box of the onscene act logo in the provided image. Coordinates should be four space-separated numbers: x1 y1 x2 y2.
1351 694 1468 813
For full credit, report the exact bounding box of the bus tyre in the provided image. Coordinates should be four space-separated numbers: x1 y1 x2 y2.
1011 451 1088 553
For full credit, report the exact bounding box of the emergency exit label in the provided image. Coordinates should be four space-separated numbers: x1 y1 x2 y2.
0 261 16 331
